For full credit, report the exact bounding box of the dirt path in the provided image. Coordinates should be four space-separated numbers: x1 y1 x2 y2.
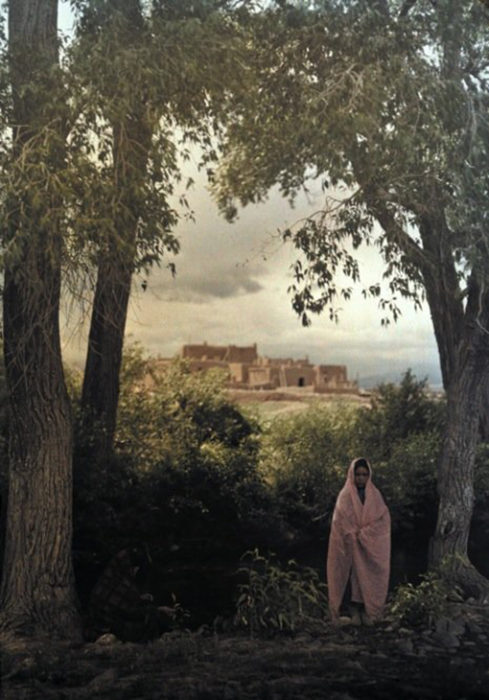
2 608 489 699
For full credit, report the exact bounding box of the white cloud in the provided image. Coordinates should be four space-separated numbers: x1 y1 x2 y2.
62 165 441 387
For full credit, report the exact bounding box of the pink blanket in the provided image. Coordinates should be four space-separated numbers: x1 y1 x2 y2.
326 459 391 620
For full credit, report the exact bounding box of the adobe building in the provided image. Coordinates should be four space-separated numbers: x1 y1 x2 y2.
147 342 358 394
179 342 258 385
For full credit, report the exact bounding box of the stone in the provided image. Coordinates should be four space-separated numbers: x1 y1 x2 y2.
85 668 119 692
431 631 460 649
94 633 120 646
448 618 466 637
433 616 465 645
396 638 414 654
343 660 366 673
465 620 483 635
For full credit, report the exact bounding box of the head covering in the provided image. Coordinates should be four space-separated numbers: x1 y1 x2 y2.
326 458 391 620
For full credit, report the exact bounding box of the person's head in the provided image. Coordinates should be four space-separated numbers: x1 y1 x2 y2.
353 458 370 488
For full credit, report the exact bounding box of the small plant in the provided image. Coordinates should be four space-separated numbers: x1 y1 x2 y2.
234 549 328 637
389 571 453 628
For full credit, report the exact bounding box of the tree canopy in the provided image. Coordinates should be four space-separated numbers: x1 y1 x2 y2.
0 0 256 638
213 0 489 589
215 0 489 360
66 0 254 464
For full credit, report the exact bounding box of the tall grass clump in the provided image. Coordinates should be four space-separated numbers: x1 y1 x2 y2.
234 549 328 637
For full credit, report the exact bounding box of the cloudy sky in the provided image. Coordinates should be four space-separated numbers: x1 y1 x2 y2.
62 164 441 388
58 3 441 388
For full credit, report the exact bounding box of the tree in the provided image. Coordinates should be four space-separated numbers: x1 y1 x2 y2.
71 0 250 466
214 0 489 593
73 0 178 467
0 0 81 638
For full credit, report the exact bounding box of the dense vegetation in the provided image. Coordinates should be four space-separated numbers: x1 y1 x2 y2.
45 348 483 628
0 340 488 636
3 0 489 642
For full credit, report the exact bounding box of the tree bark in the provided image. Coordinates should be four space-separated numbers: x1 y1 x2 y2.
79 0 152 466
418 212 465 391
415 212 489 595
430 281 489 595
79 249 135 465
369 192 489 594
0 0 81 640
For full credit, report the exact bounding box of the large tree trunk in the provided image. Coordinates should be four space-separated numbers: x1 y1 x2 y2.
430 281 489 596
79 112 152 462
0 0 81 640
417 2 489 594
377 198 489 595
78 0 151 467
79 253 134 465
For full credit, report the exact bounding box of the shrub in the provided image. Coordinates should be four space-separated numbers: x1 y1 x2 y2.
71 353 450 622
234 549 328 637
259 403 357 537
374 431 440 543
72 347 281 619
258 380 443 558
389 571 454 628
352 370 446 463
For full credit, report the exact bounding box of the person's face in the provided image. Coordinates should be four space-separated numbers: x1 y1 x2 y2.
354 466 370 488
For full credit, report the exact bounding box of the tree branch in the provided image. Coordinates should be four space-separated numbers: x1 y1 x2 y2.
399 0 419 18
362 184 435 276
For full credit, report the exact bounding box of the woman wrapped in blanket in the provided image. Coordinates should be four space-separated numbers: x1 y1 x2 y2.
326 458 391 626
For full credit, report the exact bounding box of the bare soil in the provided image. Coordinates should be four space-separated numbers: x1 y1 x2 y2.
3 605 489 699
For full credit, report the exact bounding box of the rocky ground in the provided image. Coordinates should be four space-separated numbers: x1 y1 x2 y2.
2 602 489 700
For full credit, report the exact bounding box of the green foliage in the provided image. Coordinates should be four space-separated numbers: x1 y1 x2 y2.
234 549 328 636
0 346 8 494
474 442 489 495
375 431 440 543
390 571 453 628
214 0 489 341
71 350 456 623
351 372 443 543
259 402 356 535
117 356 270 556
73 345 277 616
467 443 489 578
258 371 443 553
64 0 255 280
352 370 446 463
116 351 260 474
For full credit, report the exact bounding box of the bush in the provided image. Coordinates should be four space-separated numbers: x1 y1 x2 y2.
390 571 454 628
258 377 443 561
234 549 328 637
115 352 260 473
72 347 281 620
71 354 450 622
352 370 446 462
251 371 448 590
374 431 440 543
259 403 358 543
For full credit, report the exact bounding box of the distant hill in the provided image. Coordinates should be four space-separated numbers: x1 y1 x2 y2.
358 363 443 391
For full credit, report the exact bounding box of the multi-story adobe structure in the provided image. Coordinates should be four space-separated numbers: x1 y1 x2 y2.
149 342 358 394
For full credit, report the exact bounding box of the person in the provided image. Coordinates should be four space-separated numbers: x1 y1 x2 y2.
87 544 175 642
326 457 390 626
